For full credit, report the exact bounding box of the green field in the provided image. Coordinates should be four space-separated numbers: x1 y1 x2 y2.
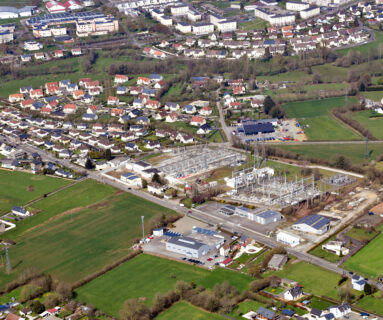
227 300 266 320
282 97 360 140
257 71 311 84
312 65 348 83
361 91 383 102
338 31 383 56
238 19 269 31
343 225 383 278
156 301 226 320
0 170 71 214
351 110 383 139
344 227 378 242
356 293 383 316
76 254 252 317
0 184 178 289
269 261 341 299
275 143 383 165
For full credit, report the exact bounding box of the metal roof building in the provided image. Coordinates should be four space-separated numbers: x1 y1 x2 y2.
255 210 282 225
293 214 330 235
166 236 210 258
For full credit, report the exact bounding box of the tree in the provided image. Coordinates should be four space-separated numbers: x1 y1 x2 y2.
151 173 162 185
105 149 112 161
312 73 322 84
264 96 275 115
364 283 372 295
85 159 94 170
44 294 61 309
29 300 45 314
56 281 73 301
21 284 44 302
120 298 151 320
142 179 148 189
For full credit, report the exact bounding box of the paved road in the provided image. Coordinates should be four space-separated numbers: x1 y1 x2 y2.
15 141 383 290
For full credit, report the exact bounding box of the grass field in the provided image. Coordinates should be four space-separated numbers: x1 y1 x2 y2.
2 179 115 240
155 301 226 320
282 97 361 140
0 170 71 214
76 254 252 317
356 293 383 316
257 71 311 84
269 261 341 299
227 300 266 320
238 18 269 31
338 31 383 56
351 110 383 139
312 65 348 83
360 91 383 102
0 184 178 290
275 143 383 165
343 225 383 278
344 227 378 242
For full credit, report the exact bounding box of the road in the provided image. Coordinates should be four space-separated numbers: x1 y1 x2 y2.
13 141 383 291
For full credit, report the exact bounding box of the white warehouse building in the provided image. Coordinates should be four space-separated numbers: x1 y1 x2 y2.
277 231 300 247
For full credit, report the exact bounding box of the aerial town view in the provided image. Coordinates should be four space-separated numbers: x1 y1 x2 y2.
1 0 383 318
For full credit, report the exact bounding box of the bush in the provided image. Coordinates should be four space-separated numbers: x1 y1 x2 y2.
20 284 44 302
44 293 62 309
29 300 45 314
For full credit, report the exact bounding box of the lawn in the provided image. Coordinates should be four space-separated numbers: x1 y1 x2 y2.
360 91 383 102
338 31 383 56
0 170 71 214
344 227 378 242
356 293 383 316
76 254 252 317
0 188 178 290
351 110 383 139
282 97 356 118
264 286 284 295
309 297 333 310
270 261 341 299
309 238 341 264
238 18 269 31
343 224 383 278
155 301 226 320
275 143 383 165
227 300 266 320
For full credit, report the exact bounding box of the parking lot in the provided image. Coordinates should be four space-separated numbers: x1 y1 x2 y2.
230 119 306 144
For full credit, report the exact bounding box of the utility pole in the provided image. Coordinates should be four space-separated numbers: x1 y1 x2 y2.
141 216 145 240
5 246 10 274
365 136 369 159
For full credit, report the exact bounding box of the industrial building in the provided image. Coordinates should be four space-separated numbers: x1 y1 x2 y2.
254 210 282 225
239 120 275 136
292 214 330 235
0 6 34 19
276 231 300 247
166 227 224 258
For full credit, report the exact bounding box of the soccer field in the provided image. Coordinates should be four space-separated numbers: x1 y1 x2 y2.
0 183 178 290
76 254 252 317
0 170 71 214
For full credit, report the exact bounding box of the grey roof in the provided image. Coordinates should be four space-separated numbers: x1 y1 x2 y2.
294 214 330 230
311 308 322 317
257 307 275 320
287 286 302 298
167 236 206 250
257 210 281 219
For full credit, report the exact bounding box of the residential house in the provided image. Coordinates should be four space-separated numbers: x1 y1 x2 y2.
284 286 303 301
190 115 206 126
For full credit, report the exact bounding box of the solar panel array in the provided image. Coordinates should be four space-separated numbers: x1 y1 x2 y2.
27 11 105 26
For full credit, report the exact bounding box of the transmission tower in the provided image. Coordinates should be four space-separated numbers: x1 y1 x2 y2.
365 136 369 159
261 140 266 166
5 246 10 274
254 141 259 169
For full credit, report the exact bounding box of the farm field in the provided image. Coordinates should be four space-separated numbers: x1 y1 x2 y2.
275 143 383 165
343 225 383 278
351 110 383 139
0 170 71 214
269 261 341 299
0 189 178 290
2 179 115 239
155 302 226 320
76 254 252 317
